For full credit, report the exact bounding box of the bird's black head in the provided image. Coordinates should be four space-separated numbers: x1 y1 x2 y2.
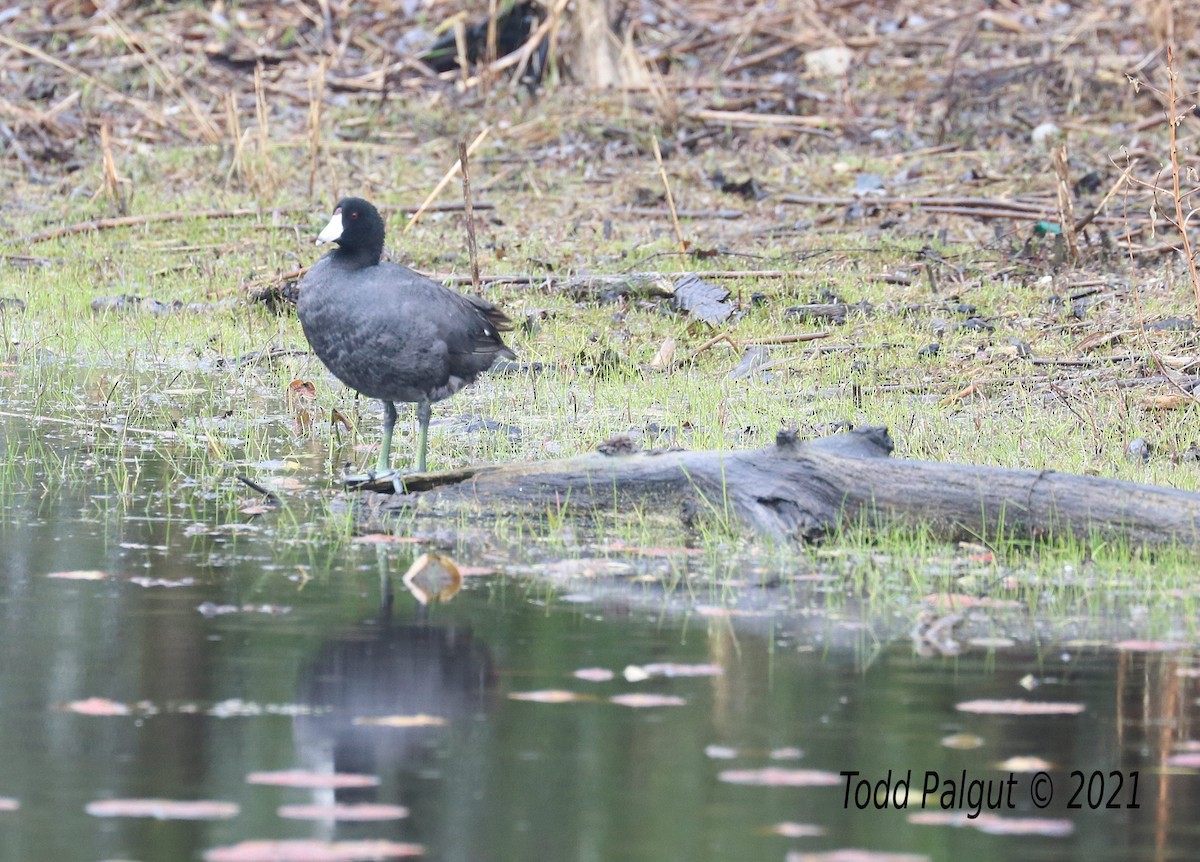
316 197 386 267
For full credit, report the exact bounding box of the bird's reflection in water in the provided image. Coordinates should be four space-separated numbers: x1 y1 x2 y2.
292 559 496 846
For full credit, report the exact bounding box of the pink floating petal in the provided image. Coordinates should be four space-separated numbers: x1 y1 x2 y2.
352 715 446 728
956 699 1084 715
64 697 131 716
353 534 424 544
508 690 587 703
573 668 615 682
909 811 1072 836
769 747 804 760
203 839 423 862
46 570 109 580
608 693 687 708
1167 753 1200 767
0 798 19 811
785 850 929 862
246 770 379 789
277 803 409 821
766 822 826 837
974 815 1073 836
719 768 843 787
86 799 239 820
638 662 723 678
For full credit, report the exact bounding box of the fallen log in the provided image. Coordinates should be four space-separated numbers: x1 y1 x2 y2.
359 427 1200 548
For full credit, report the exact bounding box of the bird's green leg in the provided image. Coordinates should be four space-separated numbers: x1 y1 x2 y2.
416 401 432 473
377 400 398 475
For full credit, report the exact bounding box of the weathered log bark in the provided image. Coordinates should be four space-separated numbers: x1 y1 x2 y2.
360 427 1200 547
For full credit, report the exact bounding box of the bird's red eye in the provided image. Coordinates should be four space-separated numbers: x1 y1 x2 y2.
351 212 358 220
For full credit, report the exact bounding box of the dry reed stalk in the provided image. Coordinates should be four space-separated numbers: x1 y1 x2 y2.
404 127 491 234
651 134 687 257
307 58 327 198
458 140 481 294
252 62 278 198
92 122 129 214
1051 142 1080 264
224 90 245 186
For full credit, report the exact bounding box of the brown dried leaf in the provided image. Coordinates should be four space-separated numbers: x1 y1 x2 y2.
402 552 462 605
1139 394 1194 410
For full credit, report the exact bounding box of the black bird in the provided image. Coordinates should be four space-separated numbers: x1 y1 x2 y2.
297 197 514 477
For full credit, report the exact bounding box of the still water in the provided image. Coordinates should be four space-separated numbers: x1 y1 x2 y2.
2 409 1200 862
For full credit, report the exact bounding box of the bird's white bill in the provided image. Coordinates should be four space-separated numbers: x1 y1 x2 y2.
316 212 343 245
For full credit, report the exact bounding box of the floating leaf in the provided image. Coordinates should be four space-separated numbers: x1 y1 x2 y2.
624 662 723 681
277 803 410 821
704 745 738 759
64 697 131 716
203 839 424 862
786 849 928 862
997 756 1052 771
956 700 1084 715
765 822 826 837
719 768 842 787
402 552 462 606
0 798 19 811
769 747 804 760
246 771 379 789
609 693 687 708
86 799 239 820
940 733 984 750
46 570 109 580
508 690 587 704
352 714 446 728
909 810 1072 836
129 577 195 588
573 668 615 682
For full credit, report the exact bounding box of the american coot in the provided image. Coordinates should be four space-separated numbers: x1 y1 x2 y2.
297 197 515 478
